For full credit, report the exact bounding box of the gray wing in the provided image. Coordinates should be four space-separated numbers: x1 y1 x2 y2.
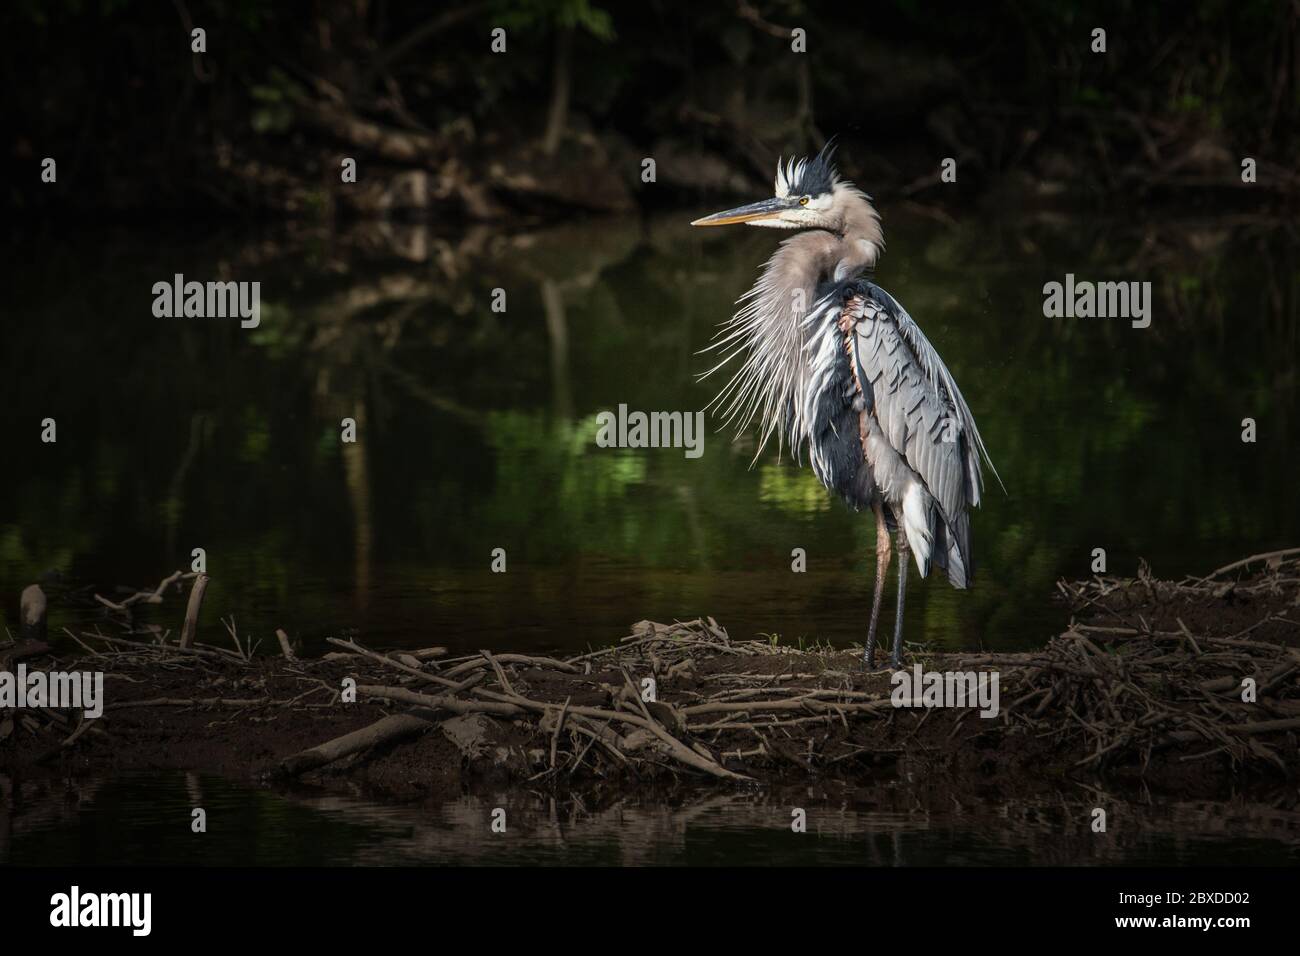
848 283 999 585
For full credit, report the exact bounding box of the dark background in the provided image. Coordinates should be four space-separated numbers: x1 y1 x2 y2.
5 0 1296 221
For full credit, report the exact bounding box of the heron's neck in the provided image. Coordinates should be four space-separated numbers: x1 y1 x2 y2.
835 191 883 278
772 194 883 294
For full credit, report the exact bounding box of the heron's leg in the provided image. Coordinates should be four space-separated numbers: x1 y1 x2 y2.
864 501 892 668
891 531 911 669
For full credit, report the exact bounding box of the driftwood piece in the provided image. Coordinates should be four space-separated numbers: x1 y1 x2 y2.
441 653 580 679
20 585 47 641
94 570 194 612
178 574 210 649
275 629 297 661
278 713 436 777
327 637 475 691
357 685 525 718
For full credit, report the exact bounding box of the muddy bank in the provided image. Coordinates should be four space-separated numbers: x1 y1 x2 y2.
2 550 1299 805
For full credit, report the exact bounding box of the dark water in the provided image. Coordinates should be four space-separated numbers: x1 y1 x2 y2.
4 772 1298 866
2 209 1297 865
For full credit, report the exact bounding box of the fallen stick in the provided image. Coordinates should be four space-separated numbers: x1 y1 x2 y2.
1199 660 1296 695
178 574 210 649
328 637 475 691
358 684 526 718
441 653 580 678
20 584 47 641
549 697 571 770
82 630 238 664
32 716 111 766
362 680 748 781
567 714 630 764
107 697 270 710
467 685 751 781
190 640 245 661
278 712 436 776
681 697 896 717
276 629 297 661
481 649 519 695
1200 548 1300 582
1159 716 1300 745
93 571 194 612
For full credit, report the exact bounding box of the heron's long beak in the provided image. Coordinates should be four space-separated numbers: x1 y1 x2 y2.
691 197 790 226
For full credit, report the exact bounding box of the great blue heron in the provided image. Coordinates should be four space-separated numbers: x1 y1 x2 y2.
692 145 1000 669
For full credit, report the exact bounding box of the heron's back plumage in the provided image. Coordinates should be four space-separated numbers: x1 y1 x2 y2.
837 281 992 587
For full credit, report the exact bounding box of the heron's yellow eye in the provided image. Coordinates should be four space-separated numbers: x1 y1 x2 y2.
799 196 810 206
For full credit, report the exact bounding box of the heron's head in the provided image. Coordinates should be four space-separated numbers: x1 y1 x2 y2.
691 145 862 233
